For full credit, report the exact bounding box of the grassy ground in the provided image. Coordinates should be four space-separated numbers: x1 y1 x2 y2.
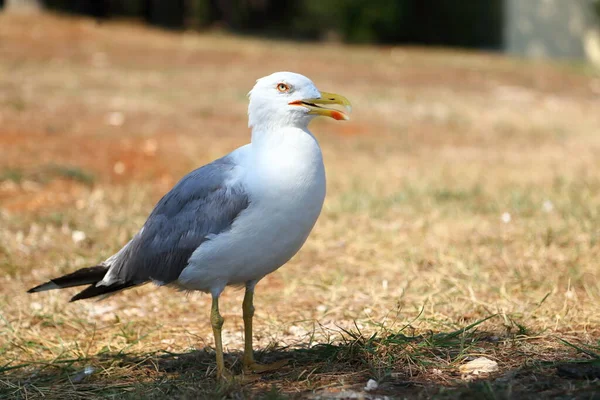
1 12 600 400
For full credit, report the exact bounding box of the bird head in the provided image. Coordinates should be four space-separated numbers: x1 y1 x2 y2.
248 72 351 130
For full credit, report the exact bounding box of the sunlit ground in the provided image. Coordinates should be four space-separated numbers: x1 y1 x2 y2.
1 13 600 399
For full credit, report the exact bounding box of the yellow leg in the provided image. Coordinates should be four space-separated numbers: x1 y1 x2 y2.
210 295 228 380
242 286 288 374
242 288 256 368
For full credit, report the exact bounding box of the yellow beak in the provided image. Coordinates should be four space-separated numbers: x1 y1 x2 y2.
289 91 352 121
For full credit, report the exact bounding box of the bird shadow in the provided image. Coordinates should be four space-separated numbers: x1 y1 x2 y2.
2 321 599 399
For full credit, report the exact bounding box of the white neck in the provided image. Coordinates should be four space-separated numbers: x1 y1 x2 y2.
246 125 325 200
251 123 314 149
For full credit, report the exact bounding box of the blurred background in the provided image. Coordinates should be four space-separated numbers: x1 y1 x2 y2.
2 0 600 63
1 1 600 398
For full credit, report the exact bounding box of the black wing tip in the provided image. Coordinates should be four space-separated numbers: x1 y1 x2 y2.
26 265 109 294
27 281 58 293
69 294 81 302
69 281 136 302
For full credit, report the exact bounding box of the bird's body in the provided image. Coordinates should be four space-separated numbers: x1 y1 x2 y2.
178 127 326 294
28 71 351 379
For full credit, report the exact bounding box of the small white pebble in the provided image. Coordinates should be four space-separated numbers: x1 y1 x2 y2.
364 379 378 391
143 139 158 156
288 325 305 336
542 200 554 213
316 304 327 312
501 212 511 224
382 279 388 290
71 230 86 244
71 366 95 383
459 356 498 376
106 111 125 126
113 161 126 175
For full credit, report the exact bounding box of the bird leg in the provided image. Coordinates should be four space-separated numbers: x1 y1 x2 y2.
210 295 230 380
242 287 255 368
242 286 288 374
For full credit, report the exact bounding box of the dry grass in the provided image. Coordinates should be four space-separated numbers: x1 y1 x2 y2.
1 12 600 399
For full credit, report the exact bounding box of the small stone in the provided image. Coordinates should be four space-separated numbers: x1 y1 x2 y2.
143 139 158 156
364 378 378 391
106 111 125 126
71 230 86 244
459 357 498 378
70 366 95 383
113 161 126 175
542 200 554 213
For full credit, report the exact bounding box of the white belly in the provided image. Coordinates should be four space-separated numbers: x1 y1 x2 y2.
177 147 326 295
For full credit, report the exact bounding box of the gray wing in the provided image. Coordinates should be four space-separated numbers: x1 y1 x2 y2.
105 155 249 285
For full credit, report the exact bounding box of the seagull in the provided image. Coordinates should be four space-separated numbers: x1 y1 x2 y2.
28 71 351 379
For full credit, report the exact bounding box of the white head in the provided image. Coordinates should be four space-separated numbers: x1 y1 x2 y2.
247 71 351 132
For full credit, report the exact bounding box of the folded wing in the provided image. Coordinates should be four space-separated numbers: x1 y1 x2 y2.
28 155 249 301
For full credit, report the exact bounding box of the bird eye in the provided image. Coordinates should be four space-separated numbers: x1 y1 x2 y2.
276 83 290 93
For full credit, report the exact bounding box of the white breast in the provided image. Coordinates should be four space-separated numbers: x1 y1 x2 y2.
178 128 326 296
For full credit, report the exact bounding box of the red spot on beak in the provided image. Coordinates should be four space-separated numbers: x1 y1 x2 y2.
331 111 346 121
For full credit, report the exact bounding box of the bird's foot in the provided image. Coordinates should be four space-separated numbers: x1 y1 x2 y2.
243 358 288 374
